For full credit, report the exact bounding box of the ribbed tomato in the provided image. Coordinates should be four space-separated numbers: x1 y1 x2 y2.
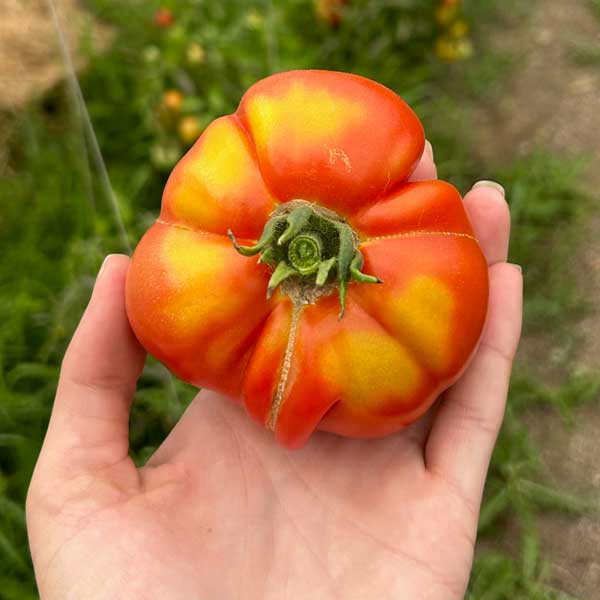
126 70 489 449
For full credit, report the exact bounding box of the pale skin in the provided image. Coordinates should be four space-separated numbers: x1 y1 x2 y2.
26 145 523 600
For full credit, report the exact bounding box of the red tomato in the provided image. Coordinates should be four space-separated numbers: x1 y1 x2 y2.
126 70 489 449
153 8 173 28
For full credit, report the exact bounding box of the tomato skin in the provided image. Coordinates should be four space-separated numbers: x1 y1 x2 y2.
351 180 473 238
242 299 294 426
126 70 489 448
237 70 425 215
160 115 276 239
125 223 274 397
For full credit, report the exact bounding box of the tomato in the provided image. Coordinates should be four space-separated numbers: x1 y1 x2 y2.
161 90 184 113
153 8 173 28
177 115 204 145
126 70 489 449
158 90 184 129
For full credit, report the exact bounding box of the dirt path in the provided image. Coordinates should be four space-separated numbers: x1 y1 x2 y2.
473 1 600 597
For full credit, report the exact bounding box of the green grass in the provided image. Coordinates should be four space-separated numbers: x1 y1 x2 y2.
501 153 591 337
0 1 598 597
574 0 600 63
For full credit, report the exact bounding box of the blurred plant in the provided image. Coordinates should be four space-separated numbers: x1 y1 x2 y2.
314 0 347 27
186 41 206 65
83 0 464 176
435 0 473 61
500 151 590 342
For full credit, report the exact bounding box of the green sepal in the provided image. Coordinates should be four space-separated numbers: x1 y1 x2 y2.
335 223 355 283
338 279 348 320
349 252 383 284
266 261 298 299
278 205 313 245
316 257 336 286
257 246 279 266
229 203 382 320
228 216 284 257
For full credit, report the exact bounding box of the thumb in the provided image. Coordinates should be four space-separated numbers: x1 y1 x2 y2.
39 254 146 472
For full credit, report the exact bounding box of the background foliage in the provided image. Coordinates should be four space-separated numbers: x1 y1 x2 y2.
0 1 597 598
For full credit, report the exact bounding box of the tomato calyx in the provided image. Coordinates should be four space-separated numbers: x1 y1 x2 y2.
228 200 382 318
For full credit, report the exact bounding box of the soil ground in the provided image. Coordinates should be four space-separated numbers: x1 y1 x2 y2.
473 1 600 597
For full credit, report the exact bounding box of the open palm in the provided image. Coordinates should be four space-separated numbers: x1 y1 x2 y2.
27 151 522 600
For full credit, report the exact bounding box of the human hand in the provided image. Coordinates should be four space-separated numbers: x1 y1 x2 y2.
27 147 522 600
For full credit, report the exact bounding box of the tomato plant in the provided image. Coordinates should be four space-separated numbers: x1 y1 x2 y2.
126 70 489 448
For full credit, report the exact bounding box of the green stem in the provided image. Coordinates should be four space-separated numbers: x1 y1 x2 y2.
229 202 382 318
288 232 323 274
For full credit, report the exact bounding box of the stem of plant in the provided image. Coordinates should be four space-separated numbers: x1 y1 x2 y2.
229 201 382 317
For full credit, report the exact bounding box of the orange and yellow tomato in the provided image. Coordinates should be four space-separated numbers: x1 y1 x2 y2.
126 70 489 449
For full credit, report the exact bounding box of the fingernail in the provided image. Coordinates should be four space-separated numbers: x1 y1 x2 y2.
97 254 116 281
510 263 522 273
424 140 434 161
472 180 505 197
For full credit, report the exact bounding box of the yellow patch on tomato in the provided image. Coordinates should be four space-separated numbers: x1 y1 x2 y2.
160 228 241 335
388 276 454 373
320 330 422 408
163 228 228 286
246 82 365 156
170 117 262 228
